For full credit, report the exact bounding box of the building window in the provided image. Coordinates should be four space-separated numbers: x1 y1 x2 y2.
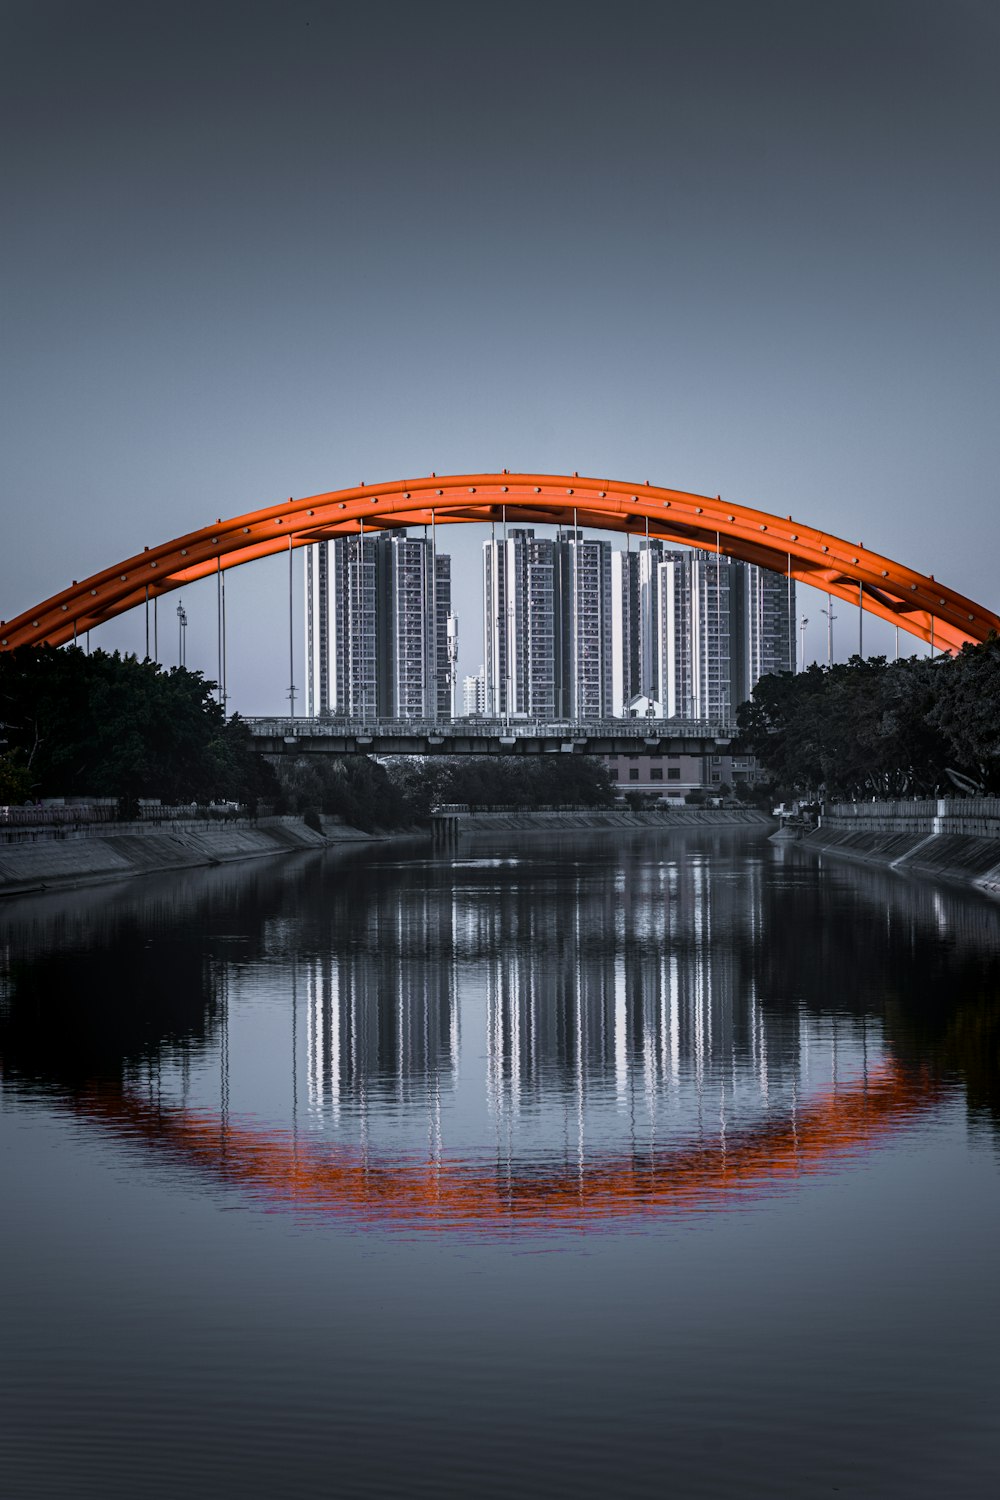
650 768 663 781
667 768 681 781
628 768 639 781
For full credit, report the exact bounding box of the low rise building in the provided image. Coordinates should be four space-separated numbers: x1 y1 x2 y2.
602 750 760 802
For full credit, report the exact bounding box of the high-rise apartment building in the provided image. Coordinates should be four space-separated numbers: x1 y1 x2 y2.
554 531 613 719
482 529 556 717
305 532 378 719
379 536 453 719
482 528 614 721
480 531 796 726
612 540 665 714
305 530 453 719
305 527 793 727
658 550 742 721
744 563 795 692
653 550 793 720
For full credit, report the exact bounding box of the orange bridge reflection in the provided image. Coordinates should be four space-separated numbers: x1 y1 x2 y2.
74 1059 942 1233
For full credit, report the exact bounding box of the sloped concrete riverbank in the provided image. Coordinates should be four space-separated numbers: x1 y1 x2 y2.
0 816 372 896
798 799 1000 896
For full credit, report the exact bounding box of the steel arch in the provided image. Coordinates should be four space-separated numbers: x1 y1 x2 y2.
2 472 997 654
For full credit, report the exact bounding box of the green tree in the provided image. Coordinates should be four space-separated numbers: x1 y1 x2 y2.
925 635 1000 791
734 651 961 800
269 754 413 830
0 647 277 808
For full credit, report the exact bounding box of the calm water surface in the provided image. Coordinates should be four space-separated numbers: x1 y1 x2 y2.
1 828 999 1498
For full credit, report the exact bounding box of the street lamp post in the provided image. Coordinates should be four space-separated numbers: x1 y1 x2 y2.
821 595 837 665
799 615 809 670
176 601 187 667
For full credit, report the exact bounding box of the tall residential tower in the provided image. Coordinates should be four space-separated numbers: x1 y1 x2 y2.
554 531 614 719
305 530 454 719
482 529 556 717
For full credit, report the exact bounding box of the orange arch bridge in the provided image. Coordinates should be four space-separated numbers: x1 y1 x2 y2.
2 472 997 654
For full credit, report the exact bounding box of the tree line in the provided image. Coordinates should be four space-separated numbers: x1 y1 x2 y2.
19 636 996 822
271 751 615 830
0 647 614 825
735 636 1000 800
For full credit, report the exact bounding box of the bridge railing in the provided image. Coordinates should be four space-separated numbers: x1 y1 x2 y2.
245 716 735 741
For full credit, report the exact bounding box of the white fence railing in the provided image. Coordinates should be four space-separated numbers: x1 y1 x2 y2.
823 798 1000 838
0 801 247 832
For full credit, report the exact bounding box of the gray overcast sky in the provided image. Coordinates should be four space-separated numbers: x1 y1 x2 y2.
2 0 998 710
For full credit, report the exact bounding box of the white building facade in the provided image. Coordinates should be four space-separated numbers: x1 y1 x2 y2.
463 668 487 717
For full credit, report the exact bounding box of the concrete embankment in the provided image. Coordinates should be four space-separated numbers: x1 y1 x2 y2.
436 808 772 833
0 815 371 896
0 807 771 896
798 799 1000 895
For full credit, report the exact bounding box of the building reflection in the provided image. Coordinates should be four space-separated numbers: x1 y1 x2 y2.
303 883 460 1123
288 842 882 1160
480 848 813 1147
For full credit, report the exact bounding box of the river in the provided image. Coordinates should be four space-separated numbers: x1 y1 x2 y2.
1 827 998 1498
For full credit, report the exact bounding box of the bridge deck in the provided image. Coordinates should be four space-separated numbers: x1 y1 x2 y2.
246 718 735 756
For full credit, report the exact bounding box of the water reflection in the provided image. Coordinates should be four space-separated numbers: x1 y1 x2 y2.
1 831 998 1233
304 888 460 1128
66 1058 935 1233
